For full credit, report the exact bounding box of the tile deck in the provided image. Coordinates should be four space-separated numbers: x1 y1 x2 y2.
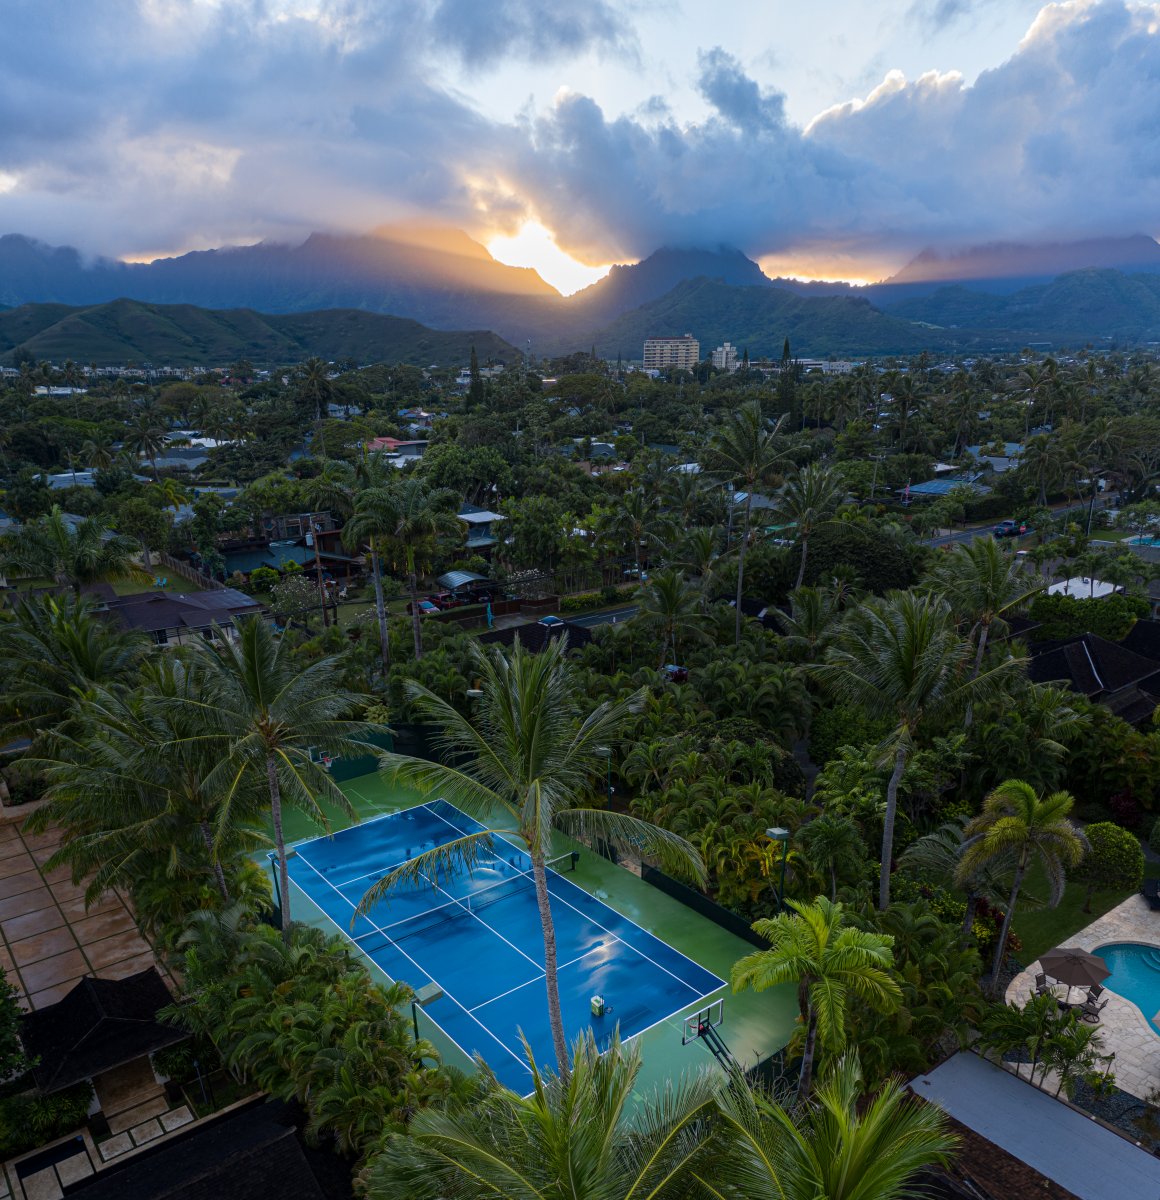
0 815 162 1010
1006 894 1160 1101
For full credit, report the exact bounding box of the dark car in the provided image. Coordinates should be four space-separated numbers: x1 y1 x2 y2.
992 519 1028 538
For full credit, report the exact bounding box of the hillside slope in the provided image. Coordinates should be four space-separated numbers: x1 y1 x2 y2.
0 299 516 367
584 278 936 358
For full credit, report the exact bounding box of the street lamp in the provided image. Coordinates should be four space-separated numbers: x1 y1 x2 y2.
765 827 790 913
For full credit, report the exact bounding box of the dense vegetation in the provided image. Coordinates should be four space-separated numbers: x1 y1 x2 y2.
3 344 1160 1196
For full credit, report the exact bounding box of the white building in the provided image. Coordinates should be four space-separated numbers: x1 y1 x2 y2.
643 334 700 371
711 342 739 372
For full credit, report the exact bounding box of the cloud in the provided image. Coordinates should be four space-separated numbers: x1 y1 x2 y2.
1 0 1160 276
509 3 1160 266
428 0 634 68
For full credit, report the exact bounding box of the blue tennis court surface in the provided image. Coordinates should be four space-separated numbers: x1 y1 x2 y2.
286 799 726 1092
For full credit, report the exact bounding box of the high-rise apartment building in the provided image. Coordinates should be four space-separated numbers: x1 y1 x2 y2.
711 342 739 372
643 334 700 370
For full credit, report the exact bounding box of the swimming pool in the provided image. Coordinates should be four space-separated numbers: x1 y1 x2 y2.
1094 942 1160 1031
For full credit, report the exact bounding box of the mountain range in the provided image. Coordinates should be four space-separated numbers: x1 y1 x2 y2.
2 227 1160 363
0 300 515 368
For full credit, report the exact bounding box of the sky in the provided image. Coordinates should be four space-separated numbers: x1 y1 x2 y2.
2 1 1159 292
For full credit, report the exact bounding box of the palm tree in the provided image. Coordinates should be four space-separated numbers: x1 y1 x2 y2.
900 818 1023 947
813 591 1020 909
711 1052 955 1200
1 504 138 593
343 489 396 676
173 617 379 937
0 594 147 744
1019 434 1064 507
774 586 840 662
80 436 115 471
797 815 866 901
361 1033 719 1199
152 477 190 514
703 401 788 645
356 637 704 1077
28 658 265 906
298 356 333 423
601 487 662 582
956 779 1086 996
635 568 708 667
732 896 900 1101
926 537 1044 724
126 414 168 480
353 478 459 661
780 463 846 589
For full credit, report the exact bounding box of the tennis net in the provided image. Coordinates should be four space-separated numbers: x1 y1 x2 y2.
371 851 577 944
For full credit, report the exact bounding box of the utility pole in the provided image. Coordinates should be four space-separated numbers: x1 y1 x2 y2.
309 514 330 628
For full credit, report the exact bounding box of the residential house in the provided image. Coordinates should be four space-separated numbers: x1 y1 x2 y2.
95 586 267 646
458 502 506 555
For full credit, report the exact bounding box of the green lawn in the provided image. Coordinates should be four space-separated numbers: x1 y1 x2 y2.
1011 856 1154 964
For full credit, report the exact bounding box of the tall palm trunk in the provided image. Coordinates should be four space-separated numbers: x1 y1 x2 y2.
964 619 993 729
989 850 1028 997
531 851 569 1079
797 989 819 1102
311 534 330 628
408 570 424 661
267 753 292 938
959 890 979 948
200 819 230 902
795 531 809 590
879 744 907 910
369 542 390 676
734 493 753 646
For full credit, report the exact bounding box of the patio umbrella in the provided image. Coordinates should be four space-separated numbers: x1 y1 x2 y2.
1038 946 1110 1004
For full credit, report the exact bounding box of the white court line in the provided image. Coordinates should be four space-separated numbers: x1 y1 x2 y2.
288 849 531 1074
428 800 726 995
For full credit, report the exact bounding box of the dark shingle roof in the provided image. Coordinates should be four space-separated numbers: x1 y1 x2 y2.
103 589 263 634
478 620 592 653
66 1100 334 1200
1121 620 1160 664
1029 632 1160 696
20 968 185 1093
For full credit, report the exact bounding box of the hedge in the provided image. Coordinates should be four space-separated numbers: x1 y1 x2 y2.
0 1081 94 1158
1028 592 1150 642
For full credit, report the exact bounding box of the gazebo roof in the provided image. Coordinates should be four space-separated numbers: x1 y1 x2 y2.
20 968 186 1093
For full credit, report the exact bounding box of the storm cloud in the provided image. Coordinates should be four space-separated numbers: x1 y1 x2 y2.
1 0 1158 274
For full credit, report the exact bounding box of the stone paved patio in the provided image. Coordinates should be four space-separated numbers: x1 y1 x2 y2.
0 816 159 1010
1006 894 1160 1101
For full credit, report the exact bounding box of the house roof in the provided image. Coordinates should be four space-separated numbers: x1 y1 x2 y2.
458 509 505 524
1119 619 1160 663
479 619 592 653
1028 632 1160 696
902 477 991 497
103 589 263 635
66 1099 334 1200
912 1051 1160 1200
20 968 186 1093
436 570 489 590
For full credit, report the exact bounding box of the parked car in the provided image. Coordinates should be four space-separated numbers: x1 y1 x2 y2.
662 664 688 683
408 599 441 616
427 592 465 610
992 519 1029 538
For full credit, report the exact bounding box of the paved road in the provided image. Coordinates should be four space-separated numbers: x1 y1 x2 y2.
568 606 638 628
924 499 1107 550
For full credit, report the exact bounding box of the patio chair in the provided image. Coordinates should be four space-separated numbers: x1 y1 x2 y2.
1079 997 1109 1024
1143 877 1160 911
1034 972 1052 996
1086 984 1105 1002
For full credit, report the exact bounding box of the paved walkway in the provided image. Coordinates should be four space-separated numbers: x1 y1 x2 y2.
0 818 158 1010
1006 894 1160 1101
912 1051 1160 1200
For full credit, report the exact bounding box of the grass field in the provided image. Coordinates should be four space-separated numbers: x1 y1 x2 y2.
1011 856 1159 964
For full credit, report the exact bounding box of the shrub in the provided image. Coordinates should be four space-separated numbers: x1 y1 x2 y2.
808 704 892 767
0 1082 94 1158
1074 821 1145 911
248 565 279 592
1028 592 1150 642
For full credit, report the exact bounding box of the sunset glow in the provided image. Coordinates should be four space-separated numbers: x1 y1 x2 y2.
487 221 613 296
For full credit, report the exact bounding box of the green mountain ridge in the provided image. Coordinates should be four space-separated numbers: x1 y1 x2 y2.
584 277 937 358
0 299 516 367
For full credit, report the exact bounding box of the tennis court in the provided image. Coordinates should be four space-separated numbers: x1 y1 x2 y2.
286 798 727 1093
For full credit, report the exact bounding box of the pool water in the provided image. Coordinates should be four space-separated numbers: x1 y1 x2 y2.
1094 942 1160 1031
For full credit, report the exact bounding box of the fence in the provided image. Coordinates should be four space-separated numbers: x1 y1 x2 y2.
639 863 769 949
158 551 225 591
